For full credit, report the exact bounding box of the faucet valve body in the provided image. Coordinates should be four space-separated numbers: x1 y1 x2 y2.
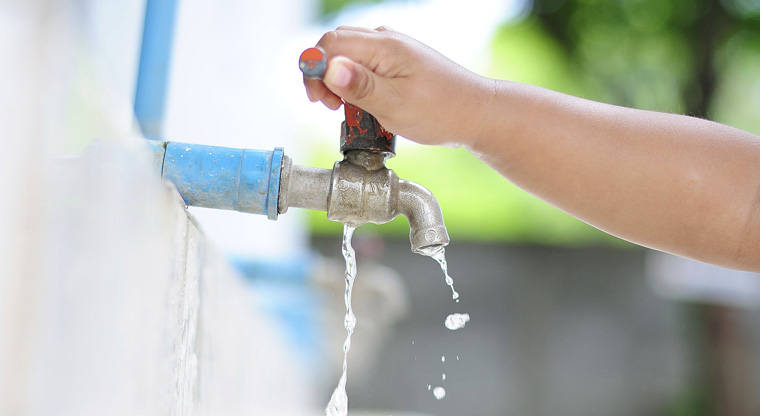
280 150 449 254
327 152 397 227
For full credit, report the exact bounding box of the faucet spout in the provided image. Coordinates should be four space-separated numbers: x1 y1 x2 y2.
397 179 450 254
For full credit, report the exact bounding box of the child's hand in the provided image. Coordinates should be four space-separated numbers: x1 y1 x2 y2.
303 26 494 148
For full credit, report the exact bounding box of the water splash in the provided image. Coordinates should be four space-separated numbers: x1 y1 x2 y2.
444 313 470 330
325 224 358 416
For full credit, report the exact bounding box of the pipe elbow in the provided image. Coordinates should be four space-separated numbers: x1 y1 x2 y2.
397 179 449 255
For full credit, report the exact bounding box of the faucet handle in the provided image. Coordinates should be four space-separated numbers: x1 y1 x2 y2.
340 103 396 157
299 47 396 157
299 47 327 79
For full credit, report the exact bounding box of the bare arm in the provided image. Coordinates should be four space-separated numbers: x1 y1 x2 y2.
305 26 760 271
476 82 760 270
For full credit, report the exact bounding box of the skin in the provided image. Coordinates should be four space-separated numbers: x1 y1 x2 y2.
304 26 760 272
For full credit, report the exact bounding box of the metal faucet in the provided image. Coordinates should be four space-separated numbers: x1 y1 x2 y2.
278 103 449 254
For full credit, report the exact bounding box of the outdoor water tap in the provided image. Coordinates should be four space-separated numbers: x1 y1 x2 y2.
146 125 449 254
143 48 449 255
278 102 450 254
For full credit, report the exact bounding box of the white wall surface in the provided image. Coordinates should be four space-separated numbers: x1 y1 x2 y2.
0 1 318 414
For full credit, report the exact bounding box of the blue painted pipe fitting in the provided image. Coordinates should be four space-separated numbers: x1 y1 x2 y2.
148 140 283 220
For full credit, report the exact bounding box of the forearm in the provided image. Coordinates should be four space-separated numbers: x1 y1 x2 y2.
467 80 760 270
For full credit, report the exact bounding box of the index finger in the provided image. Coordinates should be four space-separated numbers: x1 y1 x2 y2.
316 27 395 70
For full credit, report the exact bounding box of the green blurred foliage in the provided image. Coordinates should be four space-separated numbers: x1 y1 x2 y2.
509 0 700 112
318 0 387 19
711 28 760 131
525 0 760 122
307 0 760 247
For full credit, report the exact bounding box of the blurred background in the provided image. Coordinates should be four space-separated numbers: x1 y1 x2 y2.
2 0 760 415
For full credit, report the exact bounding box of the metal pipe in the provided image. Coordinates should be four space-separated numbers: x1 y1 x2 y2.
278 157 331 213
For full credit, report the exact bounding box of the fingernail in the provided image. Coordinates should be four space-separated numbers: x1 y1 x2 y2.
326 60 352 89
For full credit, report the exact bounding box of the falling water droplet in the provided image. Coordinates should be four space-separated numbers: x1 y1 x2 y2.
433 387 446 400
445 313 470 330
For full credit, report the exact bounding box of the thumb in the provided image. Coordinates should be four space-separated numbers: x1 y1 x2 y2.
323 56 386 112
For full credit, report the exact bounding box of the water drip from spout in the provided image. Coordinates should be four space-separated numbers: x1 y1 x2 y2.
420 246 459 302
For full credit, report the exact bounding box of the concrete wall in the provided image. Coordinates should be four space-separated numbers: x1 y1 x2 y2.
0 139 317 416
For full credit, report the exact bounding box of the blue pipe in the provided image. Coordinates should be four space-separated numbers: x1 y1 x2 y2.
135 2 285 220
148 141 283 220
134 0 179 139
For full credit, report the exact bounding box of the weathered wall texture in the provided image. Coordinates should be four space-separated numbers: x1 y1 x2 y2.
0 140 316 416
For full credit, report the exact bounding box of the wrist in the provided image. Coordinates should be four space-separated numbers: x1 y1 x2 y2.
466 80 532 157
465 77 499 151
462 78 506 153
